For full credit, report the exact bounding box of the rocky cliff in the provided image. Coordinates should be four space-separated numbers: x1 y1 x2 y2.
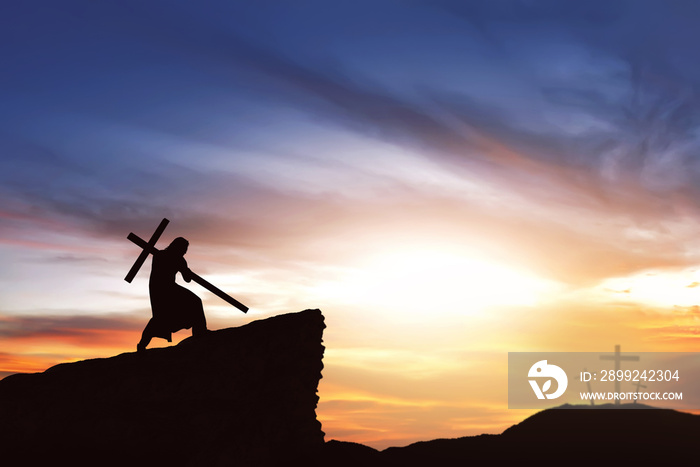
0 309 326 466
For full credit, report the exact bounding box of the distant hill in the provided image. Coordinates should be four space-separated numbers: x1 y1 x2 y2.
0 309 326 466
324 403 700 465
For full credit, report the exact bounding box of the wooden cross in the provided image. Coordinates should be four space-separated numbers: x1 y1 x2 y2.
631 379 647 404
124 218 248 313
600 344 639 404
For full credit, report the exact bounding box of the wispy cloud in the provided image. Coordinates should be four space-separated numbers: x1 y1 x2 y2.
0 313 141 341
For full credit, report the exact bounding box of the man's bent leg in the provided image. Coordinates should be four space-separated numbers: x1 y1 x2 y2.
138 319 156 351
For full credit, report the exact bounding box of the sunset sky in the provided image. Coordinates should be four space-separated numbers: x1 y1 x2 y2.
3 1 700 449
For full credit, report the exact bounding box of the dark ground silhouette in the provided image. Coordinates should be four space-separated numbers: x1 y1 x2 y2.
323 403 700 466
2 307 697 466
0 310 325 467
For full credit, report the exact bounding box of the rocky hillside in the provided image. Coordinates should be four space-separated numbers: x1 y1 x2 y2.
0 309 326 466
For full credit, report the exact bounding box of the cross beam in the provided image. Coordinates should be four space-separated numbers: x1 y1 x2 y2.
125 219 248 313
600 345 639 404
124 218 169 283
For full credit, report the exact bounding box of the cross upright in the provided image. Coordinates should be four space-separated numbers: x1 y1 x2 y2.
124 218 170 283
124 218 248 313
600 344 639 404
632 379 647 404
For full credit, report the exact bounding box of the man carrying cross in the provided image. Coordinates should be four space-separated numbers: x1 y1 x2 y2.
125 218 248 352
137 236 207 351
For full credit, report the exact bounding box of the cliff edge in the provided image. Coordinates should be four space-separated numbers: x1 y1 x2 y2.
0 309 326 466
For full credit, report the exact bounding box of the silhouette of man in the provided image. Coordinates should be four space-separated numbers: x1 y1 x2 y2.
138 237 208 351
